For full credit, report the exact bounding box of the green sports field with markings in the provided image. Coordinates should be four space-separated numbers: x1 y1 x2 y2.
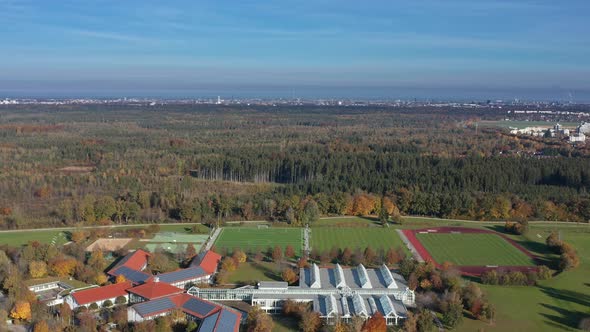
311 227 408 253
214 227 302 256
416 233 535 266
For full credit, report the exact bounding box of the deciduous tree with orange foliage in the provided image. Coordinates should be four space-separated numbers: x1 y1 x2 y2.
232 250 247 265
362 312 387 332
350 194 376 216
285 245 295 259
70 230 88 244
49 257 78 277
221 257 237 272
115 274 127 284
95 273 109 285
281 268 298 284
29 261 47 278
10 301 31 321
33 320 49 332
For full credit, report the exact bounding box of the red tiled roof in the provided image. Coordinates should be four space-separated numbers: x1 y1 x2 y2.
108 249 151 275
72 281 133 305
127 280 183 300
198 251 221 274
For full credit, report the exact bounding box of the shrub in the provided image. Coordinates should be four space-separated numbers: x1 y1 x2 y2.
89 303 99 310
115 296 127 305
545 231 562 252
559 252 580 271
537 266 552 280
102 300 113 308
508 271 527 285
481 270 499 285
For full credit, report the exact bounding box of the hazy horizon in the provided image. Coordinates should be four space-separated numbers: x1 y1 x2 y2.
1 0 589 100
2 86 590 103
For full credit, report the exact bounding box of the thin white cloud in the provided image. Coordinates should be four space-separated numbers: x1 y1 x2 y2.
65 28 152 43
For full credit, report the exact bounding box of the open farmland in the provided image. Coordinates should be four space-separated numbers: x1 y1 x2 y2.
214 227 303 256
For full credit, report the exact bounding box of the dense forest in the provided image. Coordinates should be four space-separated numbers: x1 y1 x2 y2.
1 104 590 229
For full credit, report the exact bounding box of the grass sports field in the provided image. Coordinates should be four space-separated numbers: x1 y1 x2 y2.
214 227 302 256
416 233 535 266
0 230 69 247
311 227 407 253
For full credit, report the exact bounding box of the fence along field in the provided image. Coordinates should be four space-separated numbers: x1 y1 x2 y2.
213 227 303 256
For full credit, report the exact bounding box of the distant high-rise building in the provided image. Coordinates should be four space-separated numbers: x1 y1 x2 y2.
216 96 221 104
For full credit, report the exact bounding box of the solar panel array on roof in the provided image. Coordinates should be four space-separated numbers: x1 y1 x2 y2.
216 309 240 331
113 266 151 283
379 264 398 289
133 297 176 317
157 267 206 284
356 264 372 289
182 297 217 317
197 311 219 332
334 264 346 288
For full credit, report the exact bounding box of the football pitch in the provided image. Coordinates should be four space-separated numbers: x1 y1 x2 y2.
214 227 303 256
416 233 535 266
311 227 407 253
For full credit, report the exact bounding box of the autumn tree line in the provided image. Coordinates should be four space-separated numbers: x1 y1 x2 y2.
1 104 590 230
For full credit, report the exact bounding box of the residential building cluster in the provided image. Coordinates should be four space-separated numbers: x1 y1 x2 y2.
61 249 241 331
25 245 415 330
509 122 588 143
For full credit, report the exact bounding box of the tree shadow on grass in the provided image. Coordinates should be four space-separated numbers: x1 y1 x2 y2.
484 225 507 233
514 239 552 256
250 261 282 281
538 286 590 308
539 303 587 330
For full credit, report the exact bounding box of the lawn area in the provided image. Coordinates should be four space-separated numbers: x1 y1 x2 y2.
272 316 300 332
0 230 69 246
225 261 282 284
416 233 535 266
214 227 303 256
457 228 590 332
311 227 407 253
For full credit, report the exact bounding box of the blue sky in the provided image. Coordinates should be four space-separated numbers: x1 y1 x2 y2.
1 0 589 99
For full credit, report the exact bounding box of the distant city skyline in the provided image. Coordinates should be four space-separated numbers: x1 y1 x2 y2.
1 0 589 100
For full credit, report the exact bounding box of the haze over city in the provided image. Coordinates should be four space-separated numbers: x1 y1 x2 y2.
1 0 589 100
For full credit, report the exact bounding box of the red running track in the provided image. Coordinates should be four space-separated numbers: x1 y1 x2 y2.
402 227 540 276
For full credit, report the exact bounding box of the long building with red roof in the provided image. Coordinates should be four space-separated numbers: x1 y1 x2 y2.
65 281 133 309
65 250 222 308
